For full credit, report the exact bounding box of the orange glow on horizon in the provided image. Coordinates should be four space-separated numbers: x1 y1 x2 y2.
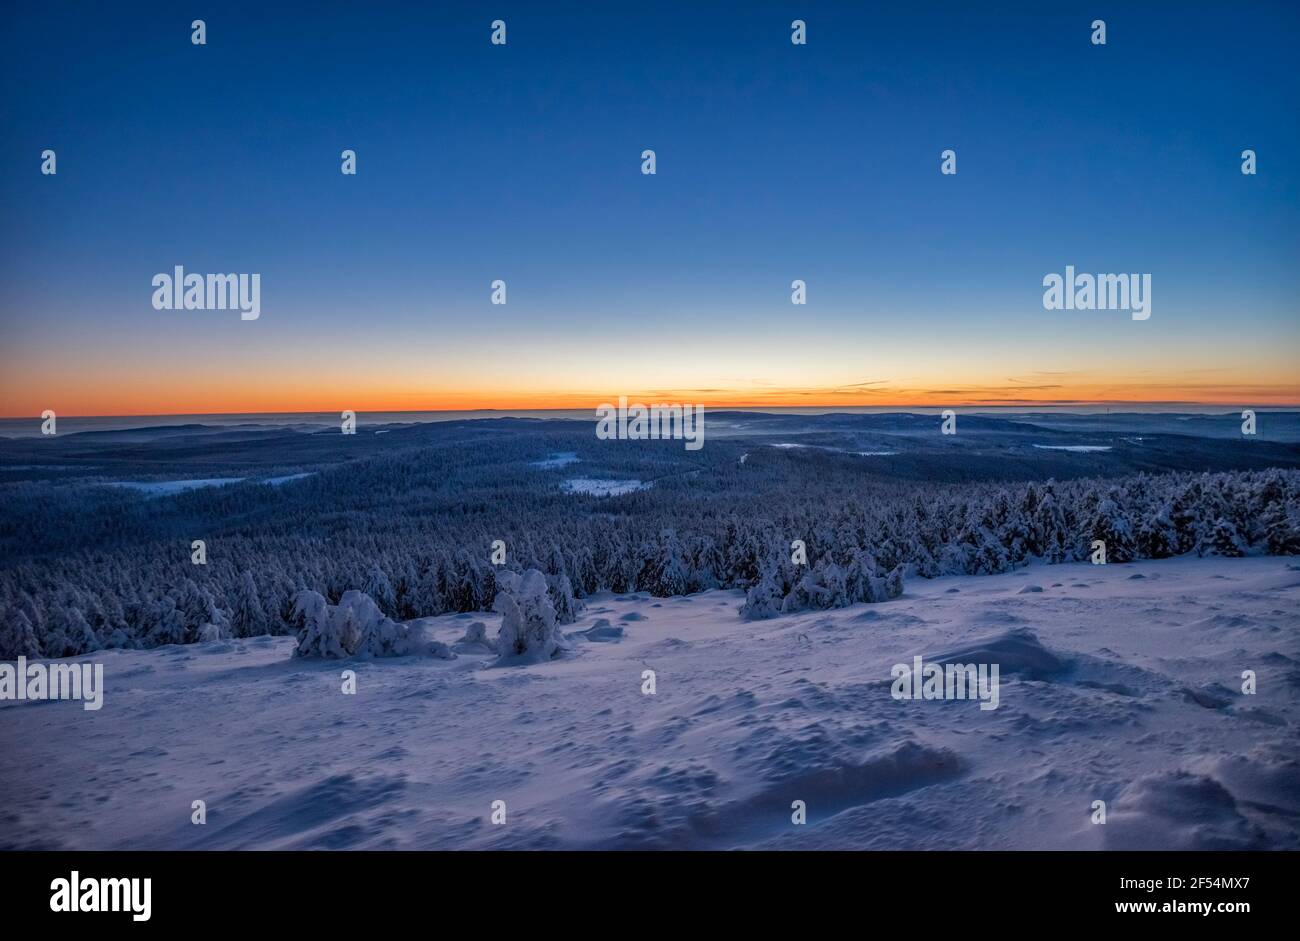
4 381 1298 418
6 319 1297 418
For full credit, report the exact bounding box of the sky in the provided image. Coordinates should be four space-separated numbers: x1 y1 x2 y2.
1 1 1297 417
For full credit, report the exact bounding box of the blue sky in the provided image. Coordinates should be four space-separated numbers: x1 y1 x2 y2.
1 1 1297 414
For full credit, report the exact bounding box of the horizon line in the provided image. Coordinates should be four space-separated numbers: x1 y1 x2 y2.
5 401 1299 421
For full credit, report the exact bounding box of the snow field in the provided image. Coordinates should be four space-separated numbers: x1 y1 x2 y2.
1 556 1296 850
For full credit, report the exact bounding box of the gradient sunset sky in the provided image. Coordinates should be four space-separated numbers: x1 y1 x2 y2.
2 1 1297 417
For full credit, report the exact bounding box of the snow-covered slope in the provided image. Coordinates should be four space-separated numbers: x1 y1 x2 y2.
3 556 1297 850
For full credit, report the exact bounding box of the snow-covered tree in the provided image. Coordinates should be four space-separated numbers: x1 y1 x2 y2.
1135 505 1179 559
230 571 268 638
884 563 905 599
291 589 448 659
493 569 565 661
650 529 691 596
739 565 783 620
1088 490 1137 563
291 590 347 658
4 446 1295 657
549 571 582 625
343 591 422 658
0 607 41 658
1263 502 1300 555
844 549 882 603
781 559 848 613
362 565 397 617
1203 517 1247 558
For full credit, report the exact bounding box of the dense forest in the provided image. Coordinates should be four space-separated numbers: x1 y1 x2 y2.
2 432 1296 659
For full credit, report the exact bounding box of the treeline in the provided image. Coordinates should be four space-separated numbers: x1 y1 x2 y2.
1 465 1297 659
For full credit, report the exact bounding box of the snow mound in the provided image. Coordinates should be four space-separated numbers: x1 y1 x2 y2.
848 609 926 628
1102 771 1266 850
927 627 1068 679
1187 613 1257 633
737 738 964 827
568 618 625 643
1066 650 1159 698
607 736 964 849
206 773 409 849
452 621 496 655
1180 682 1236 710
1194 747 1300 817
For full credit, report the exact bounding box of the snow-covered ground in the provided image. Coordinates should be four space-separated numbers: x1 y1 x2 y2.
561 477 647 496
101 477 246 495
2 556 1297 850
767 443 898 457
1033 444 1113 453
97 473 314 496
530 452 580 469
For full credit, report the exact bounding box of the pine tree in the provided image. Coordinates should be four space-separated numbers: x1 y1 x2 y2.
0 607 41 658
651 529 691 596
230 571 268 638
845 548 880 602
1263 503 1300 555
550 572 582 625
362 564 397 617
1088 490 1136 563
1206 517 1247 557
493 569 565 660
739 565 782 620
885 563 906 599
1135 505 1179 558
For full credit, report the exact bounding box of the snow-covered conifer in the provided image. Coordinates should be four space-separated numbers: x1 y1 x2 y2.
739 566 783 620
493 569 566 661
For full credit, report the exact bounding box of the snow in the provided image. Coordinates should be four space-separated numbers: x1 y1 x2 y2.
452 622 495 655
493 569 567 662
1033 445 1112 453
3 555 1297 850
769 444 897 457
291 589 450 660
98 474 314 496
562 478 648 497
102 478 246 495
531 452 580 469
264 473 314 486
